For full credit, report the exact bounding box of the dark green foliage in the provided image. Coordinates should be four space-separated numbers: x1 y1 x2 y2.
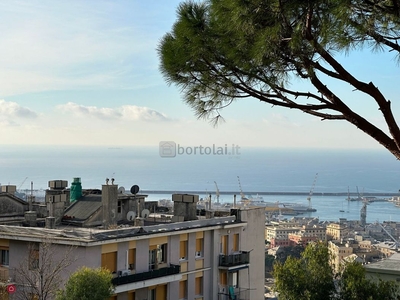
273 242 400 300
56 267 114 300
274 242 336 300
338 262 400 300
159 0 400 158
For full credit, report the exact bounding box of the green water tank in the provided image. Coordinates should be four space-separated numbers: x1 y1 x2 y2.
70 177 82 202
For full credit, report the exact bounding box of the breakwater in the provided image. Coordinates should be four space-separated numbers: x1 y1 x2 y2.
141 190 399 197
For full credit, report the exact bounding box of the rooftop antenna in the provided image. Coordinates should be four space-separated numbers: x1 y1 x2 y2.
130 185 139 195
130 185 140 219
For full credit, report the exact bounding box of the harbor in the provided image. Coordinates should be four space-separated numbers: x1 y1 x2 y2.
145 192 400 223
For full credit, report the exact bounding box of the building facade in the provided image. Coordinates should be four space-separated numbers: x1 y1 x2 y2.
0 206 265 300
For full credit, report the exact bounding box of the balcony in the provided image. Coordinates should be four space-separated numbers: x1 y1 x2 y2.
219 251 250 268
112 264 180 286
218 285 250 300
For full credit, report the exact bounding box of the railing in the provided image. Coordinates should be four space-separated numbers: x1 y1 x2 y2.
112 264 180 286
218 285 250 300
219 251 250 267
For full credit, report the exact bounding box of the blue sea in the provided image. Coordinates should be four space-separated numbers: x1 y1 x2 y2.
1 145 400 223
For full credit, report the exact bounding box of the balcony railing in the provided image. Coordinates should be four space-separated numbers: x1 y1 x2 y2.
112 264 180 286
218 285 250 300
219 251 250 267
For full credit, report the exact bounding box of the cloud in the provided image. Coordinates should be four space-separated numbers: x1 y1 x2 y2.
56 102 169 122
57 102 121 120
0 100 37 119
120 105 168 121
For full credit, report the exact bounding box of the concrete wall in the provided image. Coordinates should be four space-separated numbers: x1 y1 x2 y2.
102 184 118 228
0 195 27 217
168 234 180 300
238 207 265 300
9 240 102 300
135 239 149 273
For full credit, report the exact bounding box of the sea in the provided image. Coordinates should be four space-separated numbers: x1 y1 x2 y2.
2 145 400 223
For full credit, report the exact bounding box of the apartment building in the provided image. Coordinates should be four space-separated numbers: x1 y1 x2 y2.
266 223 326 248
326 222 348 241
328 241 353 272
288 225 326 246
0 185 265 300
265 225 299 247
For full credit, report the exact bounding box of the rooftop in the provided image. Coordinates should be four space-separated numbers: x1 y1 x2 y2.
0 215 242 245
365 253 400 274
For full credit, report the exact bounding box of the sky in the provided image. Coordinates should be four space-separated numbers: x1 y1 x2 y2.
0 0 399 150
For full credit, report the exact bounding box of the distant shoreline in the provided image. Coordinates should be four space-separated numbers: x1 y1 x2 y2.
141 190 399 197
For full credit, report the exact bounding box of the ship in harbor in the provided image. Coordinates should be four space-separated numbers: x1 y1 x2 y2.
281 202 317 212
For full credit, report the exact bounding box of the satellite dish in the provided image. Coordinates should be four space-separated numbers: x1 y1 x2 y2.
141 209 150 218
118 186 126 194
130 185 140 194
127 211 136 221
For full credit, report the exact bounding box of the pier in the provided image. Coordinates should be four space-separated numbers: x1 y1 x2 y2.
141 190 399 197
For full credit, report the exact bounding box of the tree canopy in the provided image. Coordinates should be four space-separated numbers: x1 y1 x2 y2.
56 267 114 300
159 0 400 158
273 242 400 300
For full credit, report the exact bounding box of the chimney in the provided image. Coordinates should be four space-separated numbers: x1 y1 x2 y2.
102 181 118 228
172 194 199 221
45 217 56 229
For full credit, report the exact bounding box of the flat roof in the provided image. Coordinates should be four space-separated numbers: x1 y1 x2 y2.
0 215 242 246
365 253 400 275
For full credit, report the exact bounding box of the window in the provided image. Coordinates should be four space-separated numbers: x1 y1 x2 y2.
179 280 187 299
128 291 135 300
0 249 9 266
148 288 156 300
195 276 203 295
101 252 117 273
195 238 203 257
150 243 167 269
180 241 187 260
220 271 227 285
233 234 239 252
29 243 39 270
231 271 238 288
128 248 135 270
117 201 122 213
149 246 157 270
158 243 167 263
220 235 228 255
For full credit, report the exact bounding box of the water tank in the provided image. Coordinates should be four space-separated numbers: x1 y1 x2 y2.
70 177 82 202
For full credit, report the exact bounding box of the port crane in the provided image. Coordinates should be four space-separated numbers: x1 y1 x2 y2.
237 176 248 201
214 181 220 204
377 222 400 250
18 177 28 190
307 173 318 209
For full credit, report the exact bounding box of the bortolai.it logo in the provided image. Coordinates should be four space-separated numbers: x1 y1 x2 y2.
159 141 241 158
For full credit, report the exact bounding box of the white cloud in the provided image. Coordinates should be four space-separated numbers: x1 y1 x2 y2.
0 100 37 119
56 102 169 122
120 105 168 121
